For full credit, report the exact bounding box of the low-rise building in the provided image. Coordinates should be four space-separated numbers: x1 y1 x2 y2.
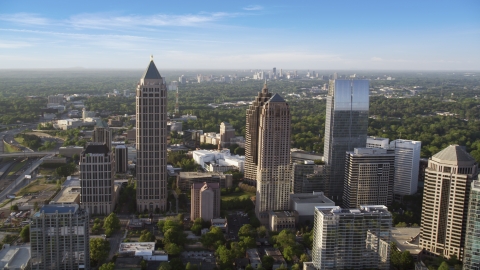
192 149 245 172
55 119 84 130
290 192 335 226
269 211 296 232
0 245 30 269
265 248 287 269
118 242 168 261
246 249 261 269
211 218 228 233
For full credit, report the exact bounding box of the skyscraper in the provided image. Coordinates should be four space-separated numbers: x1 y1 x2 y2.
343 148 395 208
30 204 90 270
136 56 167 212
254 92 291 220
390 139 421 196
311 205 391 270
323 79 369 202
420 145 478 259
291 161 327 194
190 182 221 221
80 143 114 215
244 83 272 185
115 144 128 173
464 180 480 269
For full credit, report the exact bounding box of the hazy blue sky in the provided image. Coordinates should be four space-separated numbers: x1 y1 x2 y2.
1 0 479 70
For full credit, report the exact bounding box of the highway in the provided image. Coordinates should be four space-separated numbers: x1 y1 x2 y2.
0 151 57 158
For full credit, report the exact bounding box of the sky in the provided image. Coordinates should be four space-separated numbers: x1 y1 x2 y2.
0 0 479 70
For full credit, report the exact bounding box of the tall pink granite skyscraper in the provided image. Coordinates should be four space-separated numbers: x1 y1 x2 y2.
136 56 167 212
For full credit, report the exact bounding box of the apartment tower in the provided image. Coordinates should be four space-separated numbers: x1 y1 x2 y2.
343 148 395 208
244 83 272 184
30 204 90 270
254 92 291 220
390 139 421 196
311 205 391 270
136 56 167 212
463 180 480 269
79 143 114 215
324 79 369 202
420 145 478 259
190 182 220 221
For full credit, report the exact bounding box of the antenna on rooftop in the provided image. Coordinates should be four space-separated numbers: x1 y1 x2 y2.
150 55 154 61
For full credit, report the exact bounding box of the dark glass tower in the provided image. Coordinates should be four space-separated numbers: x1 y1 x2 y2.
323 79 369 202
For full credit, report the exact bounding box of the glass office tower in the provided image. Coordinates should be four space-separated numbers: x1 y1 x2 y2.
323 79 369 202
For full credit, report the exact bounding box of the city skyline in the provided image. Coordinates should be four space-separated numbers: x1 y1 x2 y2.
1 0 479 70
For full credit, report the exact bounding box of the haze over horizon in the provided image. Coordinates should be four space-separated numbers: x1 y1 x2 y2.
1 0 479 70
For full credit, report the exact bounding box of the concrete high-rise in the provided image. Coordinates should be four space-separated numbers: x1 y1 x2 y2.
190 182 220 221
464 180 480 269
254 92 291 220
343 148 395 208
79 143 114 215
136 56 167 212
390 139 421 196
311 205 391 270
323 79 369 202
244 83 272 184
420 145 478 260
30 204 90 270
219 122 235 148
92 121 112 151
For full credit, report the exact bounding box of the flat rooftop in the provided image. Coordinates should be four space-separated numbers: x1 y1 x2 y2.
0 246 31 269
290 192 334 204
391 227 422 255
38 204 78 214
270 211 295 218
52 187 80 204
119 242 155 253
315 205 391 216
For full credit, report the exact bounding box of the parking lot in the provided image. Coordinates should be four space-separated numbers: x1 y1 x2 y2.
226 211 251 241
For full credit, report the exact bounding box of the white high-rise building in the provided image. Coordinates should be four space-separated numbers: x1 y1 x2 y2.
311 205 391 270
390 139 421 195
366 136 390 149
136 56 167 212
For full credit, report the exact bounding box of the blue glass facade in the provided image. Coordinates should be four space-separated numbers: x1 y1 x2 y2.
323 79 369 202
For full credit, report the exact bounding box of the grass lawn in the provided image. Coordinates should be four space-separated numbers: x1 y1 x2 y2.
221 190 255 201
4 143 20 153
14 137 24 144
16 179 57 196
7 160 26 176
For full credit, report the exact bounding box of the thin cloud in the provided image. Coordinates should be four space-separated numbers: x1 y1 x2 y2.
243 5 263 11
0 13 51 25
0 41 32 49
68 12 239 29
371 57 383 61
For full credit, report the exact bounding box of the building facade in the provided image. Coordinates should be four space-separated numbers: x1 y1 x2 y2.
91 121 112 150
420 145 478 260
136 57 168 212
291 161 328 194
323 79 369 202
343 148 395 208
390 139 421 196
463 181 480 269
219 122 235 148
255 93 292 220
30 205 90 270
114 144 128 173
311 205 391 270
79 143 114 215
190 182 220 221
244 83 272 184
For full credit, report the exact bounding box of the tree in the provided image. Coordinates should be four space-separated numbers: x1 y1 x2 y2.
20 225 30 242
257 226 267 238
216 245 235 269
164 243 182 255
72 153 80 163
261 256 274 270
139 230 156 242
200 227 225 249
238 224 255 238
158 262 172 270
169 258 184 270
242 236 256 249
282 246 296 262
245 265 254 270
90 238 110 266
277 264 288 270
103 213 120 237
438 262 450 270
10 204 18 211
99 262 115 270
256 263 266 270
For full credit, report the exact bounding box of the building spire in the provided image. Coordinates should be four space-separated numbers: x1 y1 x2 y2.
150 55 154 61
262 80 268 94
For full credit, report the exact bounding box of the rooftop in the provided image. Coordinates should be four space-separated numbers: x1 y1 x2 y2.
432 144 476 165
84 143 109 155
0 245 31 269
391 227 422 255
38 204 78 215
142 60 162 80
315 205 391 216
119 242 155 255
290 192 334 204
268 93 286 103
51 186 80 204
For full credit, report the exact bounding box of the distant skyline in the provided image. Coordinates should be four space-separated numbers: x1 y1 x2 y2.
1 0 479 70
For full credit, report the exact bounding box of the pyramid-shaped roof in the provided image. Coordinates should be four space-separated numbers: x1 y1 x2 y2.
432 145 476 164
268 93 285 103
142 60 162 80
